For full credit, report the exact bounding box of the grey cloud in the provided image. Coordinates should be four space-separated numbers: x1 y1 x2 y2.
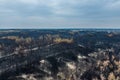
0 0 120 28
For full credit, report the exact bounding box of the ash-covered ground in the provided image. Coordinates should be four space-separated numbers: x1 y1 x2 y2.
0 29 120 80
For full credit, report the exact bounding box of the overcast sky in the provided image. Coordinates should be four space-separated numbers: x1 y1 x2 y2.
0 0 120 29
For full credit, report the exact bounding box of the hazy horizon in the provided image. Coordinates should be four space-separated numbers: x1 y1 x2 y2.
1 27 120 29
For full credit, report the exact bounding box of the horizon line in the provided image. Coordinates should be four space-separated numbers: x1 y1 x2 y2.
0 27 120 30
